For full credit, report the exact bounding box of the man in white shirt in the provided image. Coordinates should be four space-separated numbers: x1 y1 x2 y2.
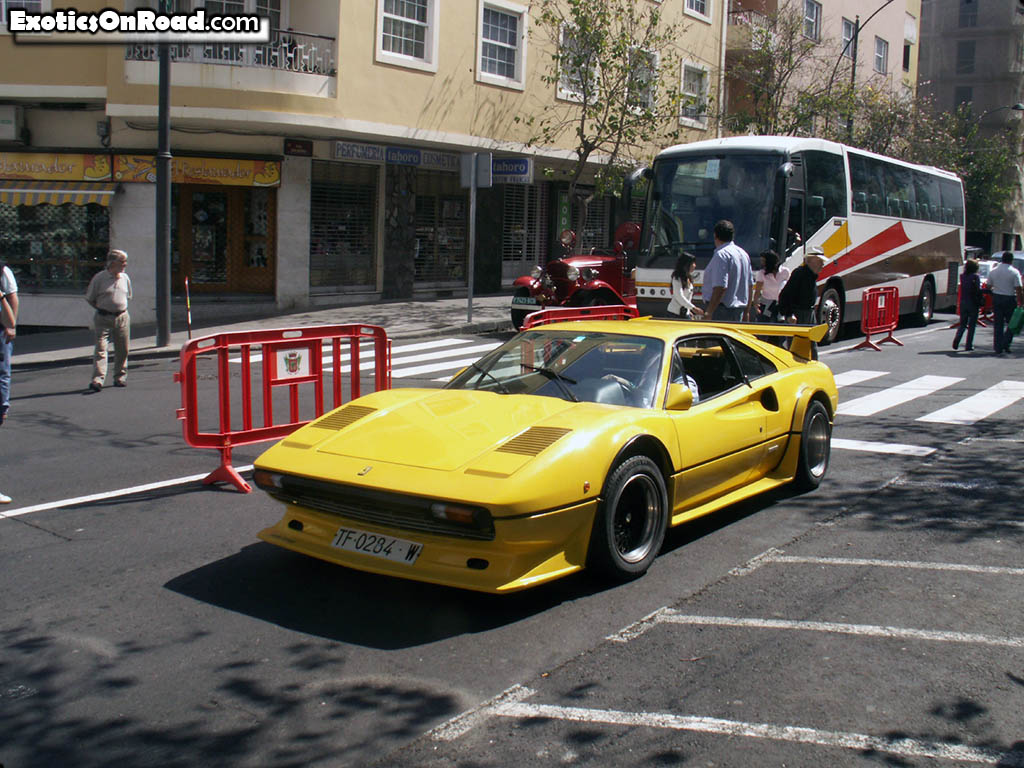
987 251 1024 356
85 249 132 390
702 220 753 322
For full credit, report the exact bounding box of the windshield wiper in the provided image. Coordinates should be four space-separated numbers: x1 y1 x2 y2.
521 364 578 402
469 361 510 394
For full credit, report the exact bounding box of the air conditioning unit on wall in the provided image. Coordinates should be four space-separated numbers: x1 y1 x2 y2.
0 106 26 143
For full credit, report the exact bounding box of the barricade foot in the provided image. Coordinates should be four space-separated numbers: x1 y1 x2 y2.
878 332 904 347
203 462 252 493
852 337 882 351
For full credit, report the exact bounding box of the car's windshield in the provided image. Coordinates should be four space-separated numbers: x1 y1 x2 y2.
641 152 782 271
445 330 665 408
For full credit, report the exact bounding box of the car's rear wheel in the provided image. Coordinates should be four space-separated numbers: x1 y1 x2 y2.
793 400 831 491
511 288 532 330
588 455 668 580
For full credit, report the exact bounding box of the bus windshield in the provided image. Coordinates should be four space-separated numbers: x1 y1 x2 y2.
642 153 783 270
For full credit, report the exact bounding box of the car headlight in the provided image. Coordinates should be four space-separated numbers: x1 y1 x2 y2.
530 265 543 279
253 469 284 490
581 267 598 281
566 265 580 281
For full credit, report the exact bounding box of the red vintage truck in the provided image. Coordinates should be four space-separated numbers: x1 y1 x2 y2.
510 221 641 329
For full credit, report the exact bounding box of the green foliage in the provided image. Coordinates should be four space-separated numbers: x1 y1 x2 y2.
530 0 687 204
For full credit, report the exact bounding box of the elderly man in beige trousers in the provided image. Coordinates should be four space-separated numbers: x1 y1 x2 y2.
85 249 132 391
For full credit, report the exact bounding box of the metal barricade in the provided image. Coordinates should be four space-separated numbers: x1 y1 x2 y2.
175 325 391 492
521 304 640 330
852 287 903 351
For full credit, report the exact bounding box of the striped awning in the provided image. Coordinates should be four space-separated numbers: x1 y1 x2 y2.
0 180 118 207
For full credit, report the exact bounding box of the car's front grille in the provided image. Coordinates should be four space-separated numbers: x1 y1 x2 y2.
270 475 495 541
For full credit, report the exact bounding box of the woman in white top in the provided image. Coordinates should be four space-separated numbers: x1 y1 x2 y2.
752 249 790 323
667 252 704 319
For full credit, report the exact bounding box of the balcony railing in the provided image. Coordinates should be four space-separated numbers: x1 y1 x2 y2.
125 29 336 76
728 8 769 28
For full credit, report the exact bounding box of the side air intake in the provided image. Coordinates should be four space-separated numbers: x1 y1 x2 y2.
310 405 376 431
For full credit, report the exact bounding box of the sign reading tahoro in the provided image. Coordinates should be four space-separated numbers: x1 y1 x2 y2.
334 142 459 172
8 8 270 44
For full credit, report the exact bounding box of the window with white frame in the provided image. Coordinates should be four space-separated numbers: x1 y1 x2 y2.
376 0 439 72
841 18 855 58
477 0 527 89
803 0 821 41
628 49 658 111
1 0 47 30
685 0 708 20
557 25 596 102
874 36 888 73
680 63 708 127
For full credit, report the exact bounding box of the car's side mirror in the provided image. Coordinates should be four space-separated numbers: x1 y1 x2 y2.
665 382 694 411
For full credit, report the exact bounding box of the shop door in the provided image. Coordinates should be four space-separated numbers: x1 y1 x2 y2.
173 184 276 294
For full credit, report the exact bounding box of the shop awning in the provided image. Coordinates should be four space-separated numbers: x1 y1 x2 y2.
0 180 119 207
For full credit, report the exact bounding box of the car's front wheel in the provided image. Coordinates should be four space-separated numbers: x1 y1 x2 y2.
793 400 831 491
588 455 668 580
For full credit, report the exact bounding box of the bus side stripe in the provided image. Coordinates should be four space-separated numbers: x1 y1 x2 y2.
819 222 911 280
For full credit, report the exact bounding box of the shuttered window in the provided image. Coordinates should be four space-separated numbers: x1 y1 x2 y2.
310 160 378 291
414 170 467 284
501 183 549 279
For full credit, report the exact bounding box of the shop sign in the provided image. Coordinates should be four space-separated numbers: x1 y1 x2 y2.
284 139 313 157
113 155 281 186
557 189 572 233
492 157 533 184
334 141 385 164
0 152 112 181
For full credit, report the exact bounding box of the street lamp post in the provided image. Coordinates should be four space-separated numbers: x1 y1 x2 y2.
973 102 1024 127
155 0 172 348
844 0 895 141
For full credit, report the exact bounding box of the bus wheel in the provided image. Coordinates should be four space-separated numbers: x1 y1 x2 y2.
818 286 843 345
915 279 935 326
511 288 533 330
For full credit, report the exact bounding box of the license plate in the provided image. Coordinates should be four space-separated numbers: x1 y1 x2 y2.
512 295 539 306
330 526 423 564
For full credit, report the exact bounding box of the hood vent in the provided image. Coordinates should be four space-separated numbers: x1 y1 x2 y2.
310 405 376 431
496 427 571 456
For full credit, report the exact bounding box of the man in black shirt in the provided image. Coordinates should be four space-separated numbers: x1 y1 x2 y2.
779 250 825 324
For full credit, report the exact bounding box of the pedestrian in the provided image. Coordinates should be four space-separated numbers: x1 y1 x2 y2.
666 252 704 320
0 259 16 504
1 258 17 428
85 249 132 391
702 220 753 322
751 249 790 323
779 248 825 325
952 258 983 352
986 251 1024 356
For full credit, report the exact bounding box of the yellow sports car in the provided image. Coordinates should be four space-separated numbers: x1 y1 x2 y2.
253 319 838 593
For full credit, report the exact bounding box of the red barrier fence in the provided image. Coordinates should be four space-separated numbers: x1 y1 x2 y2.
175 324 391 492
853 287 903 351
521 304 640 330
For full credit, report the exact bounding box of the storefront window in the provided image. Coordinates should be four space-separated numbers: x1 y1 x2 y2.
310 160 378 291
414 170 466 284
0 202 109 292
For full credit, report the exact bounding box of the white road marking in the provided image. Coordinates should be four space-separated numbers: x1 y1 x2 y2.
832 369 889 387
491 701 1022 766
655 612 1024 648
393 353 501 379
917 380 1024 425
0 466 254 520
837 375 964 416
831 437 936 456
767 554 1024 576
428 685 537 742
228 337 471 364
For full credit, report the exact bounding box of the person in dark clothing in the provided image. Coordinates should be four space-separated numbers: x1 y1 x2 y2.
952 258 983 352
778 250 825 324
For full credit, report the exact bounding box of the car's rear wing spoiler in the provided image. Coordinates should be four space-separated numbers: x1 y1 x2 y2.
732 322 828 360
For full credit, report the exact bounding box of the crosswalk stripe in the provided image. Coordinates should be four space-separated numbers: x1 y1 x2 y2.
228 337 469 365
917 380 1024 425
393 352 500 379
831 438 936 456
837 375 963 417
832 369 889 388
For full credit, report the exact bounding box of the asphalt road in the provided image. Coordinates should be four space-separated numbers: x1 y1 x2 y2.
1 313 1022 768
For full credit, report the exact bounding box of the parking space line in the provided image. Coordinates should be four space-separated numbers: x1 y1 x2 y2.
768 555 1024 576
655 612 1024 648
428 684 536 742
490 700 1021 766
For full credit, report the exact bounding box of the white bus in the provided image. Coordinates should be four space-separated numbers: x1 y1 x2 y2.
632 136 965 343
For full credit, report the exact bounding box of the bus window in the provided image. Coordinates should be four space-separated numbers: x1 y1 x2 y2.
786 194 804 255
939 178 965 226
914 171 941 222
803 151 848 227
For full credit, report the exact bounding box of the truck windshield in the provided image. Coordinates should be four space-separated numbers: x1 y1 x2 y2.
641 153 783 270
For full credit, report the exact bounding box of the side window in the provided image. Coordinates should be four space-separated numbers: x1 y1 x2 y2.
729 340 778 381
675 337 744 401
803 150 848 230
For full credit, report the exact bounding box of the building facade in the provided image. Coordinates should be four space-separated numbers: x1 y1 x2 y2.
917 0 1024 253
0 0 725 327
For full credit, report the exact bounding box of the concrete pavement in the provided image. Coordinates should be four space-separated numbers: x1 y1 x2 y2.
11 293 514 368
